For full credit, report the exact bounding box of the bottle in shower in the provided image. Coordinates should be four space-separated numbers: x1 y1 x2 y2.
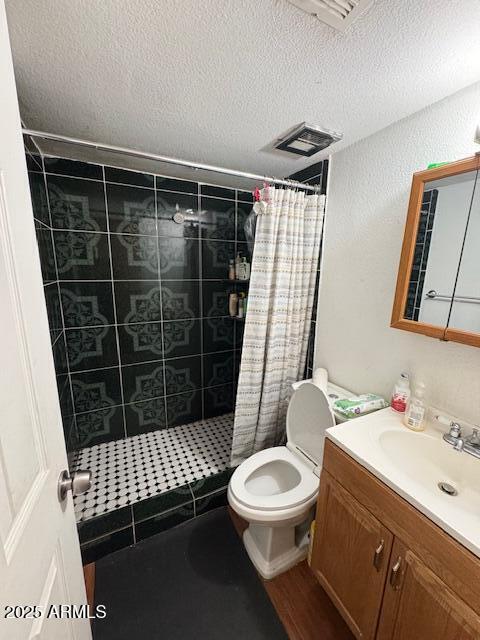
237 294 245 318
235 253 242 279
229 293 238 317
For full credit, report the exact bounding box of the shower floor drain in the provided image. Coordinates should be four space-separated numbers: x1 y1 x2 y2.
438 481 458 496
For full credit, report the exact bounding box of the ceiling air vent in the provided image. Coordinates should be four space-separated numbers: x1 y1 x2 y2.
287 0 374 32
275 123 342 156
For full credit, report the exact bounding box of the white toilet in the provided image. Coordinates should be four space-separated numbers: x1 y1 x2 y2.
228 382 336 579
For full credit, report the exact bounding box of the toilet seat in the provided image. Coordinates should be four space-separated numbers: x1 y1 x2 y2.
229 446 318 512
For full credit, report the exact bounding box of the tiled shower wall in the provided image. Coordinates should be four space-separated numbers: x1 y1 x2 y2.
26 150 252 453
289 159 329 379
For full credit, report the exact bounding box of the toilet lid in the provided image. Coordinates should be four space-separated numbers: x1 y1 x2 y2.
286 382 335 467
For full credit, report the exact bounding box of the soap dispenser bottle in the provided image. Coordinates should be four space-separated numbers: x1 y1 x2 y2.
404 383 426 431
391 372 410 413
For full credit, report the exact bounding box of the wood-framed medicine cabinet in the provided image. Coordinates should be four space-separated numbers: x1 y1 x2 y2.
391 154 480 348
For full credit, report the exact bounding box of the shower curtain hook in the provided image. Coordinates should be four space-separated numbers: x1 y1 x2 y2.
263 179 271 204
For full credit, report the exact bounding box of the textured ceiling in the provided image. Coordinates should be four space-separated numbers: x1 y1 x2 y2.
5 0 480 184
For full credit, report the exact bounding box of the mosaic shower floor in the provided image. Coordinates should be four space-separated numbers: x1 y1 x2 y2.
73 413 234 523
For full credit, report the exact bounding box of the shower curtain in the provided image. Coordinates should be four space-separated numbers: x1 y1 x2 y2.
231 187 325 466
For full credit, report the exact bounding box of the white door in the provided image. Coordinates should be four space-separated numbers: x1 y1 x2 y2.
0 3 92 639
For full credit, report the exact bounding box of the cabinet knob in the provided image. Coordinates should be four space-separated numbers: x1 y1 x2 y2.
390 556 403 590
373 539 385 571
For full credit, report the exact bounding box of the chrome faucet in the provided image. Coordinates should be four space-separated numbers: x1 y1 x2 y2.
440 419 480 460
452 437 464 453
466 428 480 447
443 422 463 451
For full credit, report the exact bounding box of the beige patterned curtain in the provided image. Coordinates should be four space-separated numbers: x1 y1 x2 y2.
231 188 325 466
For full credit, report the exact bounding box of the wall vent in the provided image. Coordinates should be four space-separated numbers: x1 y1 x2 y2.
287 0 374 32
275 123 342 156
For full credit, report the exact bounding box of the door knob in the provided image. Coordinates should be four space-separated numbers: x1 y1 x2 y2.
58 469 92 502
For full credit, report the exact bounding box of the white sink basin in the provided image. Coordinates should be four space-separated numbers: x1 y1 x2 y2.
378 430 480 520
326 408 480 558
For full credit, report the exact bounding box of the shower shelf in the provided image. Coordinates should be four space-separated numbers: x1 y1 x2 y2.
228 316 245 321
223 279 249 284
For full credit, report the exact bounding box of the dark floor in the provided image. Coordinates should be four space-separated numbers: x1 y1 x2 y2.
85 508 353 640
229 508 353 640
92 507 288 639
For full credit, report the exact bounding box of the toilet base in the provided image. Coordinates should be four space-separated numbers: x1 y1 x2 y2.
242 518 311 580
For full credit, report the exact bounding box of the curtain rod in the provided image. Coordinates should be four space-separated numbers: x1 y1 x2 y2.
22 128 320 192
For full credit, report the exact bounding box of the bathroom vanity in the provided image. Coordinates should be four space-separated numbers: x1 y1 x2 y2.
310 409 480 640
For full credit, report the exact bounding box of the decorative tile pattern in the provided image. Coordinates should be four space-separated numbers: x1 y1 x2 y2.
60 283 115 327
35 227 57 282
71 368 122 413
202 281 231 318
47 175 106 231
161 282 200 321
65 325 118 371
130 364 164 402
156 190 199 238
166 389 202 426
203 384 234 418
199 197 236 240
75 404 125 448
201 239 235 279
44 283 63 332
111 233 159 278
158 237 200 279
28 153 252 450
115 283 162 324
53 230 110 278
72 413 234 522
203 316 235 352
117 322 162 364
162 319 200 358
106 183 156 235
164 356 201 395
126 397 167 435
203 351 234 388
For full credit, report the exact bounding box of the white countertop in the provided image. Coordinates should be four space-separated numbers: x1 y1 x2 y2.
326 408 480 559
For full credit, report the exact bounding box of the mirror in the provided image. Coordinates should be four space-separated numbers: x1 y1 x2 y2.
449 169 480 336
391 155 480 347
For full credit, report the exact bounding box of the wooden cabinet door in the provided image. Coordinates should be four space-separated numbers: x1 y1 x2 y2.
310 471 393 639
377 538 480 640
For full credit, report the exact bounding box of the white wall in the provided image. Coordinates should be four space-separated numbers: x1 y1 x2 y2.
315 82 480 425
